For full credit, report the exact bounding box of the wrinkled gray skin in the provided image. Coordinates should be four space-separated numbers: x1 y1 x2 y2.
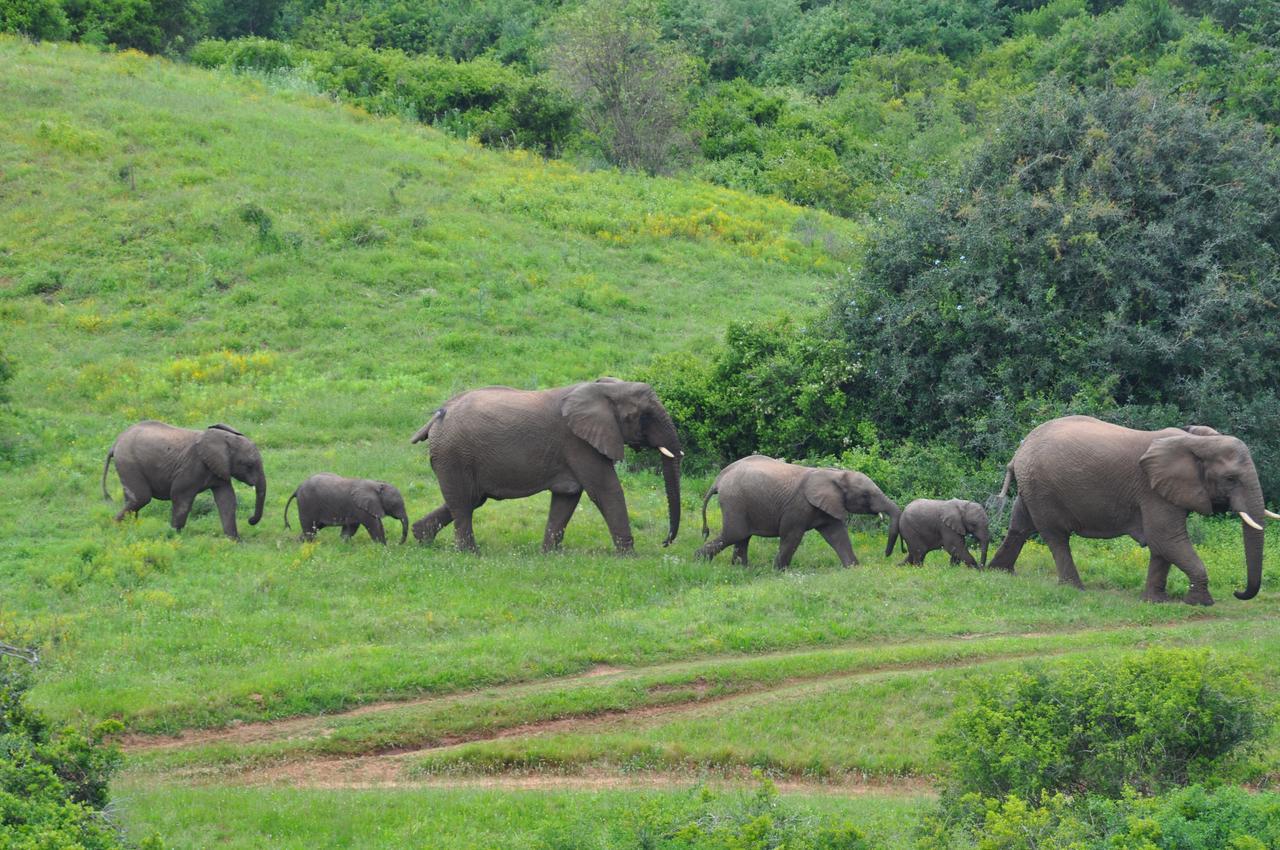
887 499 990 568
696 455 900 569
102 421 266 540
285 473 409 544
410 378 682 553
987 416 1267 606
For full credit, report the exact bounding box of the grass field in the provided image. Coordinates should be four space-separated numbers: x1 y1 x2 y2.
3 39 1279 846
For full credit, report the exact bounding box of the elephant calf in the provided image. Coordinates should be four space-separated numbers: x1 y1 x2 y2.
696 455 900 570
887 499 990 568
285 473 409 544
102 421 266 540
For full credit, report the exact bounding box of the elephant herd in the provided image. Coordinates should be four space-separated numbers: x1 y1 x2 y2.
101 379 1272 606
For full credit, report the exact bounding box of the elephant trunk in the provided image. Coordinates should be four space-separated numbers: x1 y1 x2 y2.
884 511 900 558
249 474 266 526
652 414 682 546
1234 480 1265 601
397 512 409 545
978 533 990 570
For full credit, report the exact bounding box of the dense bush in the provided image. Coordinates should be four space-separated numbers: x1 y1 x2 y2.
0 0 70 38
937 649 1268 800
832 81 1280 490
62 0 202 52
0 660 131 848
918 785 1280 849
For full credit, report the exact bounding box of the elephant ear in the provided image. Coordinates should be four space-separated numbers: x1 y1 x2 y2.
207 423 246 437
961 502 987 534
1182 425 1221 437
196 429 232 480
353 485 385 517
803 471 847 521
1140 435 1213 515
561 382 625 462
941 502 967 536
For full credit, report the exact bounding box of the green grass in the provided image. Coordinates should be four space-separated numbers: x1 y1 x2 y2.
4 38 1280 845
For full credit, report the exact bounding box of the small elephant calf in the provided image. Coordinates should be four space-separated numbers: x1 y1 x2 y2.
887 499 990 568
696 455 900 570
285 473 409 544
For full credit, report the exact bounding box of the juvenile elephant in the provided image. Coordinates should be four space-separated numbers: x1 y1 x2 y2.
987 415 1272 605
102 421 266 540
886 499 990 568
410 378 682 553
284 473 409 544
696 455 900 569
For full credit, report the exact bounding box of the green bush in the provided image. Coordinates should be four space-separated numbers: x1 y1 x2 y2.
936 649 1269 801
63 0 203 52
226 34 294 71
918 785 1280 849
0 660 130 848
832 80 1280 491
0 0 70 39
187 35 229 66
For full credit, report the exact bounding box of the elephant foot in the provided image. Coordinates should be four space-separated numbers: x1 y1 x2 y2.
1058 578 1085 590
412 520 440 544
1183 588 1215 607
1140 589 1171 604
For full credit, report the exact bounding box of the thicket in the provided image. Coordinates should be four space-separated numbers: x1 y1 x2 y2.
919 648 1276 849
0 658 138 849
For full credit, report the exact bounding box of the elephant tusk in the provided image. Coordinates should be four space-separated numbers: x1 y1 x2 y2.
1266 510 1280 520
878 513 885 520
1239 511 1264 531
658 447 675 458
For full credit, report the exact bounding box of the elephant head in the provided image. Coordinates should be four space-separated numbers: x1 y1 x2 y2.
197 424 266 526
805 469 900 531
362 483 409 544
561 378 683 545
1139 432 1267 600
944 500 990 568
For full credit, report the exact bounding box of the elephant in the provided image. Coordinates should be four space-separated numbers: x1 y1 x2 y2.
986 415 1272 605
410 378 682 553
695 455 901 569
885 499 990 568
102 421 266 540
284 473 409 544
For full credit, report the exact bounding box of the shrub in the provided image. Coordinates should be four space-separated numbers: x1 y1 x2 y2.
937 648 1269 800
0 0 70 39
226 35 294 71
187 36 230 66
832 81 1280 492
64 0 203 53
0 660 129 848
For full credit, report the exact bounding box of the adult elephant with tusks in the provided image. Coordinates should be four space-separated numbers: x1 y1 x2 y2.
986 415 1272 605
410 378 682 553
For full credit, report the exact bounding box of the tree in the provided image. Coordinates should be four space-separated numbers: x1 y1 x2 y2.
204 0 286 38
0 0 70 39
547 0 696 174
833 82 1280 491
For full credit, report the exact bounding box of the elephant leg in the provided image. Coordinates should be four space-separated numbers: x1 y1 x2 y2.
774 529 805 570
816 520 857 567
115 480 151 521
1141 553 1172 603
583 474 634 553
695 535 729 561
941 531 978 569
413 505 453 544
543 491 583 552
986 497 1032 572
1155 534 1213 606
339 523 358 540
363 516 387 544
731 539 750 566
170 492 196 532
451 506 479 552
1040 530 1084 589
211 483 240 540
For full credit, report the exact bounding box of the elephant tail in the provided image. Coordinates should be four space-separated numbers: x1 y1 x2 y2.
284 490 297 529
700 485 718 540
410 408 445 444
997 463 1014 499
101 446 115 501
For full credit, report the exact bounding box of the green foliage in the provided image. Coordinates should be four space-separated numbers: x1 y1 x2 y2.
540 779 872 849
63 0 202 52
936 649 1269 800
203 0 284 39
832 81 1280 488
918 785 1280 849
0 0 70 38
0 661 128 848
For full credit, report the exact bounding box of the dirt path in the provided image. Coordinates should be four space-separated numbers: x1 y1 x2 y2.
123 617 1210 756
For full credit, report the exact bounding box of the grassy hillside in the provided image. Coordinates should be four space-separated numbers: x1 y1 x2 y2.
3 39 1279 847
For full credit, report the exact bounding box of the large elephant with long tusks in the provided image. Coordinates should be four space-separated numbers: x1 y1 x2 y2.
410 378 682 553
102 421 266 540
986 415 1271 605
